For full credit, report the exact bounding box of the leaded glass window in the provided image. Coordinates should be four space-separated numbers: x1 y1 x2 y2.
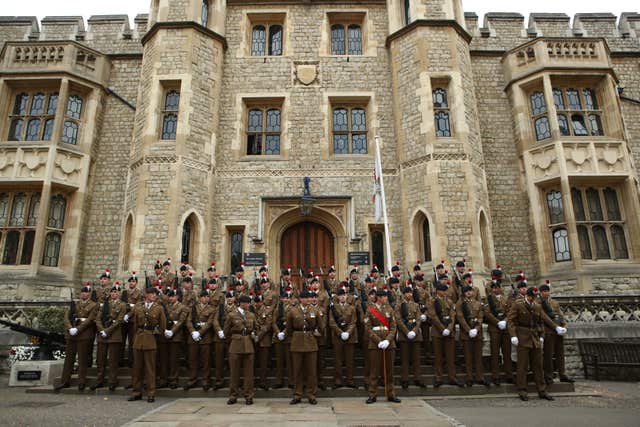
611 225 629 259
269 25 283 56
332 106 367 155
546 190 564 224
42 232 62 267
0 194 9 225
571 187 586 221
9 193 26 227
181 220 191 263
331 25 345 55
246 106 281 155
3 231 20 265
433 88 452 137
404 0 411 26
571 114 588 136
66 95 83 119
583 89 598 110
48 194 66 229
553 87 603 137
530 91 550 141
553 88 565 110
558 114 570 136
586 187 603 221
201 0 209 27
530 91 547 115
577 225 592 259
27 194 40 226
567 89 581 110
251 25 266 56
553 228 571 262
7 92 59 141
347 25 362 55
371 230 385 272
535 117 551 141
20 230 35 265
422 218 431 262
161 90 180 140
0 191 43 266
230 231 243 274
593 226 610 259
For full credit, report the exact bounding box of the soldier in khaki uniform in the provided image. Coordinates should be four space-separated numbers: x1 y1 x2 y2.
92 284 126 391
324 265 339 295
396 286 425 389
365 289 400 404
184 290 215 390
309 278 329 390
428 283 462 387
273 288 295 389
224 294 258 405
163 289 188 389
508 287 563 401
329 286 358 389
161 259 176 288
254 294 273 390
128 287 166 402
457 284 489 386
539 282 573 384
212 291 235 389
484 280 514 385
412 274 431 356
123 273 142 367
286 290 322 405
55 284 98 392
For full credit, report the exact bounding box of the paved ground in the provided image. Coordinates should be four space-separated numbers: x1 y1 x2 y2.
1 379 638 426
124 398 456 427
431 381 640 427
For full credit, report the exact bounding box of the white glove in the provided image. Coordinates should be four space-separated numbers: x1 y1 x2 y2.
540 337 544 344
378 339 390 350
407 331 416 340
420 314 427 322
123 314 129 323
100 331 107 338
191 331 201 341
277 332 285 341
468 329 478 339
340 332 349 341
497 320 507 330
69 328 78 336
218 330 225 339
164 330 173 338
252 333 259 343
556 326 567 335
511 336 519 346
442 328 451 337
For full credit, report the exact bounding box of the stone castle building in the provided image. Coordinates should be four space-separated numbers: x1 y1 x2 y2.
0 1 639 300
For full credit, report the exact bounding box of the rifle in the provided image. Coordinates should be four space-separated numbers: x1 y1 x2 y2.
69 290 77 326
329 301 347 332
218 303 226 331
192 304 199 331
201 272 206 290
101 297 111 330
90 280 98 303
276 302 285 331
400 301 416 331
461 299 478 329
144 270 151 289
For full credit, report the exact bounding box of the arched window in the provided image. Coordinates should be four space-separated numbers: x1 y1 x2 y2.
2 231 20 265
433 88 451 137
181 219 192 264
251 23 283 56
331 24 345 55
611 225 629 259
530 91 550 141
122 215 133 271
201 0 209 27
20 230 35 265
9 193 26 227
479 211 492 269
48 194 66 229
577 225 592 259
0 191 41 265
593 226 610 259
422 218 432 263
347 25 362 55
546 190 564 224
161 90 180 140
42 232 62 267
404 0 411 26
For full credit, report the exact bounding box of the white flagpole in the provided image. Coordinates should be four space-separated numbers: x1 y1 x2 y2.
374 135 393 277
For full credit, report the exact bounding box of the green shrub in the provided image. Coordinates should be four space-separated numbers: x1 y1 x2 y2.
33 306 65 334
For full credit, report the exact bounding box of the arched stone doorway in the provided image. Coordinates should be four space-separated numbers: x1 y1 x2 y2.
281 221 335 287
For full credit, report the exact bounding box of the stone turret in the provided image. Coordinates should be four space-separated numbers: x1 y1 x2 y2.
122 0 227 273
386 0 495 274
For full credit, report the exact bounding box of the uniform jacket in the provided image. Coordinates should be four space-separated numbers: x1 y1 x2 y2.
224 307 257 354
123 287 142 310
132 301 166 350
96 299 126 343
166 300 189 342
186 302 215 344
539 296 567 333
395 299 423 342
286 304 321 352
484 293 511 334
507 299 557 349
256 304 274 347
272 301 296 344
328 301 358 344
365 302 397 350
63 298 98 341
427 295 456 338
456 297 484 340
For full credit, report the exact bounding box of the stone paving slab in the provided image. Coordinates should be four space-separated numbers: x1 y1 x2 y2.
123 397 458 427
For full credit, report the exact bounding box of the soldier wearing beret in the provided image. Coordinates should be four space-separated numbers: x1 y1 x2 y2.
92 284 126 391
365 288 400 403
329 285 358 389
55 284 98 392
128 287 166 402
287 290 322 405
184 290 215 391
224 294 258 405
508 287 563 401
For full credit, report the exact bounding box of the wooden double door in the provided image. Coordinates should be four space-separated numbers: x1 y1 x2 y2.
280 221 335 288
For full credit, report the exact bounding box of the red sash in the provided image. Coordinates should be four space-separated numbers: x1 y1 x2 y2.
368 306 390 328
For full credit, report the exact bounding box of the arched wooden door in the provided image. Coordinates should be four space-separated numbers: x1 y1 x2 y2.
280 221 335 289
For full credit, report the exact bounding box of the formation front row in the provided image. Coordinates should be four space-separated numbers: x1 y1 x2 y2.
54 272 572 404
